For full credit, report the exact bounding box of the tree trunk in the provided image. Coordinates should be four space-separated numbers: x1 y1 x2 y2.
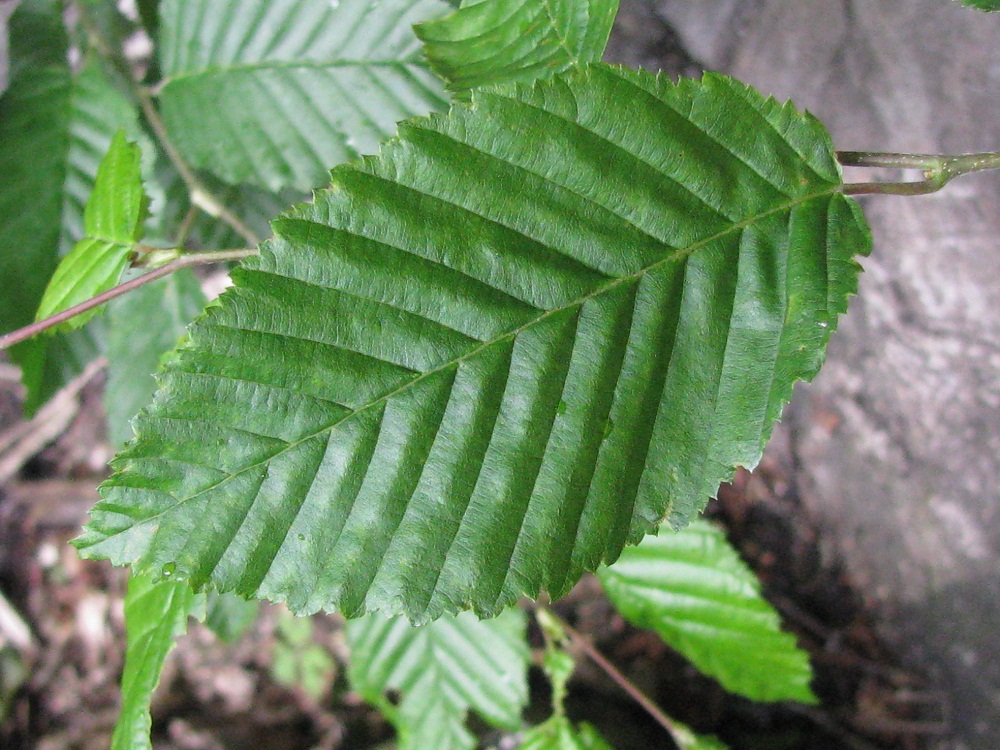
645 1 1000 747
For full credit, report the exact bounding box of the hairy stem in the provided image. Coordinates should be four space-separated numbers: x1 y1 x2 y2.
547 610 688 745
0 249 258 351
838 150 1000 195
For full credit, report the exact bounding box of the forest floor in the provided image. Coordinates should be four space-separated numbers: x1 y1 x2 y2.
0 361 948 750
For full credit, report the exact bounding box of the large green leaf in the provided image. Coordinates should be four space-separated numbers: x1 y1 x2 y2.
417 0 620 90
347 608 529 750
157 0 452 192
112 573 199 750
76 65 870 622
598 521 816 704
0 0 144 410
34 131 147 332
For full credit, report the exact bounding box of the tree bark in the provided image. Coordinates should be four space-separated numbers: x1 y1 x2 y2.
646 1 1000 747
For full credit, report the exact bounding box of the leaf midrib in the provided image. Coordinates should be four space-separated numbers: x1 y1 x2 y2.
160 58 431 87
110 184 841 544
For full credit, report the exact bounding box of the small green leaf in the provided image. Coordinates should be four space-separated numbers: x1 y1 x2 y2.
0 0 145 410
82 130 147 245
203 592 258 643
32 238 132 331
520 717 614 750
270 612 336 701
112 573 199 750
597 520 816 704
33 131 146 332
417 0 620 90
347 609 529 750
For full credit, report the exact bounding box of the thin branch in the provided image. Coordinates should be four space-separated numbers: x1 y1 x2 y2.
135 88 261 246
838 150 1000 196
842 180 945 196
551 612 688 746
0 248 258 351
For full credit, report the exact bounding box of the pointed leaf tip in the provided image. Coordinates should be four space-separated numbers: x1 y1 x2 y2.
33 130 147 333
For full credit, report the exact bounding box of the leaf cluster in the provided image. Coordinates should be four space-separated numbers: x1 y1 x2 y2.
0 0 901 747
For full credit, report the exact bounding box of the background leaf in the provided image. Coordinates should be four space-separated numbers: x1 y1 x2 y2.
105 270 206 446
598 520 816 704
0 0 145 411
111 573 199 750
520 718 615 750
347 608 529 750
157 0 452 192
955 0 1000 10
34 131 147 331
270 612 336 701
77 65 870 623
146 156 300 250
202 592 259 644
417 0 620 90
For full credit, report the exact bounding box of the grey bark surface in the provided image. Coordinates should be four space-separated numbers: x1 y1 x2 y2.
632 1 1000 747
0 1 14 96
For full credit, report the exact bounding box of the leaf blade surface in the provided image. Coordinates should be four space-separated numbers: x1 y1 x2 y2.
598 520 816 703
157 0 452 191
347 609 529 750
76 65 870 622
416 0 620 90
112 574 198 750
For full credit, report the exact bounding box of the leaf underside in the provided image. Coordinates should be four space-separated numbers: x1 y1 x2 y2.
76 65 870 623
598 521 816 704
347 609 528 750
157 0 452 192
416 0 620 90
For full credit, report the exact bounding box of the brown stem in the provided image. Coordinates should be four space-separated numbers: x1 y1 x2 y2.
0 248 258 351
553 614 687 745
135 88 260 245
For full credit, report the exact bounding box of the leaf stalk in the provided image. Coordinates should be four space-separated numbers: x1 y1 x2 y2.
0 248 258 351
839 150 1000 195
543 608 691 747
